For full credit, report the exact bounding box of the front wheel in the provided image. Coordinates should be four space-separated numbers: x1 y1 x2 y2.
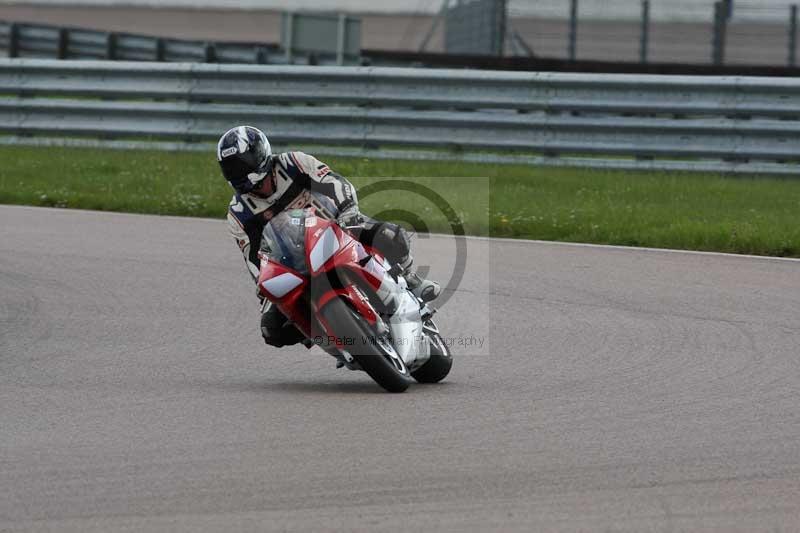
321 297 413 393
411 322 453 383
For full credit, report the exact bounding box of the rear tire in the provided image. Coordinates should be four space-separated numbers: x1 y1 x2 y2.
411 328 453 384
321 297 413 393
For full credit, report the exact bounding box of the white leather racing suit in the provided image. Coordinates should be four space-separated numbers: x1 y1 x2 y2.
227 151 413 347
227 151 361 281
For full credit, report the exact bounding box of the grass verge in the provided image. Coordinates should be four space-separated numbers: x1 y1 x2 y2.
1 146 798 257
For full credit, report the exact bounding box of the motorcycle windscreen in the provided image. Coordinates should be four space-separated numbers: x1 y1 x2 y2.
260 210 309 275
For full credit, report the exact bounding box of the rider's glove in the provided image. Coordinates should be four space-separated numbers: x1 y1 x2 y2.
336 207 362 229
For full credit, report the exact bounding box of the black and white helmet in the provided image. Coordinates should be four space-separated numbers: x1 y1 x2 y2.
216 126 272 195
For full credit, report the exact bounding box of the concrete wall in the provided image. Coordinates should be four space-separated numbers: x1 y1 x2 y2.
1 0 798 22
0 2 794 65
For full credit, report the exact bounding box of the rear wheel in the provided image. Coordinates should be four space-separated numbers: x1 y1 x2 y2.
411 322 453 384
321 297 413 393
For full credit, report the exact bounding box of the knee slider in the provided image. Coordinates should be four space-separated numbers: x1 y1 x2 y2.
260 308 288 346
260 307 304 347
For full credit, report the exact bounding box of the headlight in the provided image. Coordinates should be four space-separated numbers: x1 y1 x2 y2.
309 226 340 272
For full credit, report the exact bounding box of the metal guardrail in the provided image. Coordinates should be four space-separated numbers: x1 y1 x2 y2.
1 59 799 174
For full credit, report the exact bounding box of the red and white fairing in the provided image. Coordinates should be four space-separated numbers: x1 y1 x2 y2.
256 208 430 367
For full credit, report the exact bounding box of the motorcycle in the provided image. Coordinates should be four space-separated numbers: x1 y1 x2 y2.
255 194 452 393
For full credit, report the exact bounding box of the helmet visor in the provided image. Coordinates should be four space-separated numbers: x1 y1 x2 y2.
220 157 267 194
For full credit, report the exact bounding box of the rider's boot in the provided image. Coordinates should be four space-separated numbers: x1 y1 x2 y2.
404 271 441 302
398 256 441 302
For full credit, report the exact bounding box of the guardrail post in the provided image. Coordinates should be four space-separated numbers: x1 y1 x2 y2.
789 5 798 66
285 11 294 64
203 42 217 63
8 22 19 58
336 13 346 65
639 0 650 63
711 1 727 65
255 46 269 64
106 32 118 60
568 0 578 61
155 38 166 61
57 28 69 59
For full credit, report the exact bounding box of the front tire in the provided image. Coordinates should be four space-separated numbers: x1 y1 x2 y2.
411 326 453 384
321 297 413 393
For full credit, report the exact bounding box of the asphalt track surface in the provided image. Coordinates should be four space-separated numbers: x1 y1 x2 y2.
2 204 800 532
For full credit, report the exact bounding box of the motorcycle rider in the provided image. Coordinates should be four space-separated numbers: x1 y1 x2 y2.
218 125 441 348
